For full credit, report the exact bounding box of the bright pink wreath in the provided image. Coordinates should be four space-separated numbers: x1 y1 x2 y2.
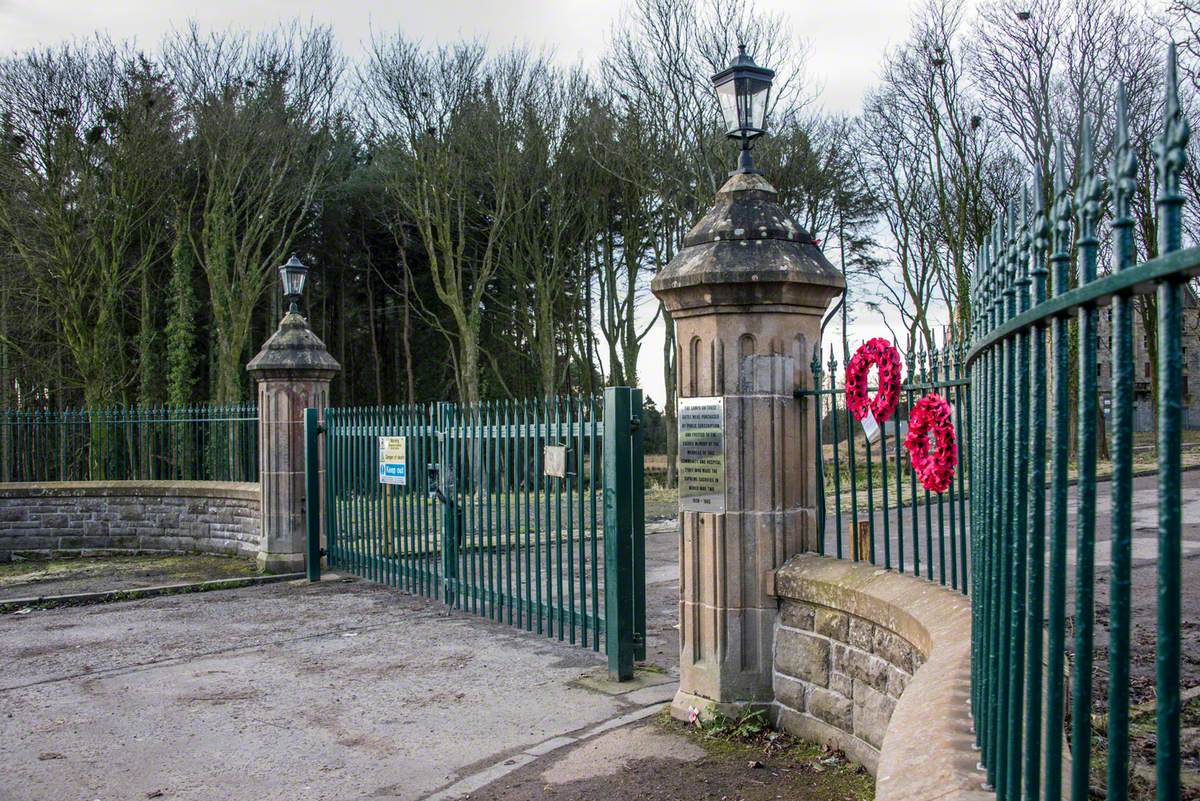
905 393 957 493
844 338 902 423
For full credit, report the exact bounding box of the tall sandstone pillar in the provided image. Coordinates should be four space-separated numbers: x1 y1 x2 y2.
247 311 340 574
651 170 843 718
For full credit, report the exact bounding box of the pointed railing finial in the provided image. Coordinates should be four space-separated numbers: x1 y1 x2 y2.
1019 182 1031 283
1075 114 1105 260
1032 164 1050 254
1110 82 1137 269
1153 42 1190 228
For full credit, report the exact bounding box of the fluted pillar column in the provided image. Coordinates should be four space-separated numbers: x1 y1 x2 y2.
247 311 340 574
652 170 843 717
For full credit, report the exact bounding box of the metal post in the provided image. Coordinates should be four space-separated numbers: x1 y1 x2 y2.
439 402 459 606
304 407 322 583
604 386 635 681
630 389 646 661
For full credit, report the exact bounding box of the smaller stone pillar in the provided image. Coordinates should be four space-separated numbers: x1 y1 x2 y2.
247 311 340 573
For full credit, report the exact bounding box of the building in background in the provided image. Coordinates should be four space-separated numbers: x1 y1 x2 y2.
1096 288 1200 431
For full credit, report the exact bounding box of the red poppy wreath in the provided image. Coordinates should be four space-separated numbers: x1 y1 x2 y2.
905 393 957 493
844 338 902 424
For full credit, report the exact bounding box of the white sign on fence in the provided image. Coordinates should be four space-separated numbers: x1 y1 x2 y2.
378 436 407 485
544 444 567 478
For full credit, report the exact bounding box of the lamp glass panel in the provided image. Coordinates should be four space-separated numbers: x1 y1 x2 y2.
735 76 771 132
749 78 770 131
281 267 306 296
716 79 739 134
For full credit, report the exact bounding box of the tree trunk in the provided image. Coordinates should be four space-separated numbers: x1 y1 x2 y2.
402 269 415 404
1138 295 1160 437
460 321 481 405
537 292 557 398
366 269 383 405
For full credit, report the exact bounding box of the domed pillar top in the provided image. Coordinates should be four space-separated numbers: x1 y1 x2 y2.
651 171 844 317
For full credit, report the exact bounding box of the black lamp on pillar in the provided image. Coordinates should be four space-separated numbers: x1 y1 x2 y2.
711 44 775 173
279 254 309 315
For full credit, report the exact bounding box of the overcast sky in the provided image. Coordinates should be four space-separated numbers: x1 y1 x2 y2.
0 0 921 404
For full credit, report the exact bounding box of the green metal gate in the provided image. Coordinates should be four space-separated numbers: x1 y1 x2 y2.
305 387 645 679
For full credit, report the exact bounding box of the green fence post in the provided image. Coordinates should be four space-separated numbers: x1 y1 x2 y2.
305 407 322 583
604 386 635 681
630 388 646 662
439 402 460 606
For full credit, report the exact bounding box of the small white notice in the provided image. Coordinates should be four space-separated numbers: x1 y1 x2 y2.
678 397 726 513
544 445 567 478
378 436 407 485
860 410 881 444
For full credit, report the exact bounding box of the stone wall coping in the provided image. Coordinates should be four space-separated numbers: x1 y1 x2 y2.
0 481 260 501
773 554 989 801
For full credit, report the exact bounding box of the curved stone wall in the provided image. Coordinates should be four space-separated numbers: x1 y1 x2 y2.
771 554 988 801
0 481 260 560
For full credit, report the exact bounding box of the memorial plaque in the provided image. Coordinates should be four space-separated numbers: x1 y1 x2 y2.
678 397 725 513
378 436 407 485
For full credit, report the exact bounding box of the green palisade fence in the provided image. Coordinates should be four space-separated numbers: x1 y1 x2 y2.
0 403 258 483
968 48 1193 801
317 388 645 673
802 340 971 592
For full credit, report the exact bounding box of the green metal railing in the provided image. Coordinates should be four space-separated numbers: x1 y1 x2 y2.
0 403 258 483
314 388 646 677
801 342 971 592
968 49 1193 801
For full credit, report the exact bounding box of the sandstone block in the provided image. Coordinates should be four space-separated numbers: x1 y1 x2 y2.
40 513 70 529
815 608 848 640
0 507 28 523
852 680 897 749
848 616 874 651
808 686 853 730
873 627 917 673
775 628 830 687
780 600 816 630
886 665 910 698
834 644 890 694
774 673 808 712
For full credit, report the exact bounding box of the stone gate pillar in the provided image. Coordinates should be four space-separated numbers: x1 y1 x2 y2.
247 310 340 573
651 170 843 718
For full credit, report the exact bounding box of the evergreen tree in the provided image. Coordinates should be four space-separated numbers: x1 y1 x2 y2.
165 227 198 406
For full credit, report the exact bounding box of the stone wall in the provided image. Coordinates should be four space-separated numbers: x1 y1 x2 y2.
0 481 260 560
772 590 925 773
771 554 988 801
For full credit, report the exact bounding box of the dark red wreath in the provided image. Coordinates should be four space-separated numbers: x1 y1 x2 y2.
844 338 902 423
905 394 957 493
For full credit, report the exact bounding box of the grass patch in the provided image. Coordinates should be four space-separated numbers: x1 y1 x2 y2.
658 706 875 801
1087 692 1200 800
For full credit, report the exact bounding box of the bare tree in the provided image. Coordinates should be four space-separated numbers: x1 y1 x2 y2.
165 22 342 403
363 39 544 404
0 39 178 408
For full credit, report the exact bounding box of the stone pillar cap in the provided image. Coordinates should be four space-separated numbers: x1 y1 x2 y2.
246 311 341 379
651 171 845 315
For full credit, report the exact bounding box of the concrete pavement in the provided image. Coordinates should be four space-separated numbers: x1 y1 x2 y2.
0 550 681 801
